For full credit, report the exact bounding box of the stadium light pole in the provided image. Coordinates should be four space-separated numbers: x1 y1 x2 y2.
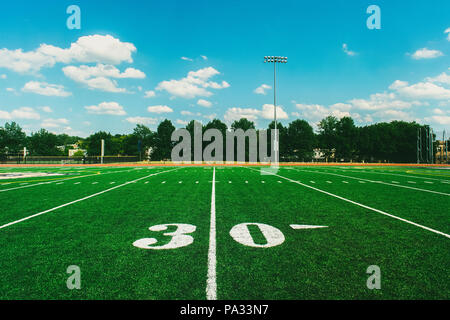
264 56 287 164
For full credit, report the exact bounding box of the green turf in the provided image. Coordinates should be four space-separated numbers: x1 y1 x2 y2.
0 165 448 299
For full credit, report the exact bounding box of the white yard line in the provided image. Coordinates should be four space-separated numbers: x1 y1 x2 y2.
295 169 450 197
0 168 179 230
247 167 450 239
325 167 449 182
0 168 142 193
206 167 217 300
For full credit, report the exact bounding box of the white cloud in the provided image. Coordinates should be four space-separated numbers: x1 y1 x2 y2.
181 57 193 61
260 104 289 120
181 110 195 116
39 106 53 113
224 104 288 123
0 74 6 79
425 72 450 85
201 55 208 60
0 34 137 73
156 67 230 99
0 110 11 119
371 109 413 122
10 107 41 120
147 105 173 114
342 43 357 56
445 28 450 41
41 118 69 128
197 99 212 107
85 102 126 116
389 80 450 100
126 116 158 125
144 90 156 98
224 107 260 122
203 113 217 121
294 103 357 124
432 108 446 115
424 115 450 125
176 119 189 126
411 48 444 60
254 84 271 95
62 64 145 93
349 92 421 110
22 81 71 97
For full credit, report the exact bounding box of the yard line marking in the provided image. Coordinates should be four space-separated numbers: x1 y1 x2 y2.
0 167 142 193
144 181 149 184
295 169 450 197
110 182 115 184
290 224 328 230
407 181 416 184
74 182 81 185
247 167 450 239
92 182 98 184
391 181 399 184
206 167 217 300
310 181 315 184
326 181 332 184
358 181 366 183
424 181 433 184
0 168 179 231
326 167 449 182
56 182 64 185
342 181 349 184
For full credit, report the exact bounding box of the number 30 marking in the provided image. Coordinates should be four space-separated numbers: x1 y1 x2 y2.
133 224 196 250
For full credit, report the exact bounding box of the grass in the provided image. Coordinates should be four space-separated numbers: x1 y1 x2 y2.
0 165 448 299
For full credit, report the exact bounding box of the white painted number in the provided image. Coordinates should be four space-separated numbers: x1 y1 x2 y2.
133 222 328 250
133 223 196 250
229 223 285 248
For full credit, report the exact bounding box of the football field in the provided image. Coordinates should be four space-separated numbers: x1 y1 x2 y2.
0 165 449 299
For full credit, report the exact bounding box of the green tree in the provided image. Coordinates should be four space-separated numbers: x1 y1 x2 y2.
29 129 61 156
0 122 27 154
317 116 338 161
84 131 114 156
335 116 357 161
286 119 315 161
133 124 155 158
152 119 175 160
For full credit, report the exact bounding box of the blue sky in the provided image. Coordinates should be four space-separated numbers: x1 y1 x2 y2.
0 0 449 137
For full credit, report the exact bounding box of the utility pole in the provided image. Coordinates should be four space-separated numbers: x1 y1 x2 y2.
425 127 429 164
429 128 434 164
264 56 288 164
101 139 105 164
417 128 420 164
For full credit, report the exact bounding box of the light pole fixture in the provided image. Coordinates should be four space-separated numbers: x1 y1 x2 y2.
264 56 287 164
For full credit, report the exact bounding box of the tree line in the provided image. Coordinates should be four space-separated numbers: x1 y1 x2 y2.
0 116 439 163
